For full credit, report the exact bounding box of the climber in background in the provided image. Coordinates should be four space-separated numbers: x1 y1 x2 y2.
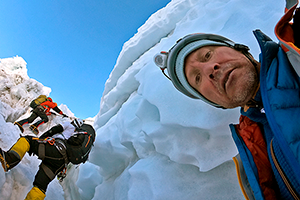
14 95 68 135
0 118 95 200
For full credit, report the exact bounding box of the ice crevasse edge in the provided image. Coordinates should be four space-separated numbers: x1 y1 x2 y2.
90 0 283 199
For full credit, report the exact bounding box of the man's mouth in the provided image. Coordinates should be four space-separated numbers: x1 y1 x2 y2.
222 68 235 92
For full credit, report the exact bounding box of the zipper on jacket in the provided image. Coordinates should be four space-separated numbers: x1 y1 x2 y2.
233 156 251 200
270 139 300 200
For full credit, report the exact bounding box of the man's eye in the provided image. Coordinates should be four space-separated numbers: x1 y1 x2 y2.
195 74 201 84
204 51 211 60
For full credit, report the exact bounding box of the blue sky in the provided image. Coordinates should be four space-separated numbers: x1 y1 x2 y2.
0 0 170 119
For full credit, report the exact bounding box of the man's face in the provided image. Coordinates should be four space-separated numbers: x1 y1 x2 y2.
184 45 259 108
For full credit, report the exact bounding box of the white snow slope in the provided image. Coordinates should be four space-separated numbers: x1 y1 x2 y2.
0 0 285 199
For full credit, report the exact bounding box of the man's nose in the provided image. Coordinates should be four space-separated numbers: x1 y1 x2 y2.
207 64 220 79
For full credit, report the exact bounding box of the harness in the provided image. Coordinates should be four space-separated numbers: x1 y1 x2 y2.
34 105 47 114
34 137 69 181
54 139 69 164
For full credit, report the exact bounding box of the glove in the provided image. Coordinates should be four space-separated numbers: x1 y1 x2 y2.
62 114 68 118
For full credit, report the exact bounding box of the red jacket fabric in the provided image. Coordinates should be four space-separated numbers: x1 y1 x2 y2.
40 101 63 115
235 116 278 199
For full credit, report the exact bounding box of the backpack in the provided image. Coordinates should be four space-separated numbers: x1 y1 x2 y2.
30 95 48 109
65 124 96 164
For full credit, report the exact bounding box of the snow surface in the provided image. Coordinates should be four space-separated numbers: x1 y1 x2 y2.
0 0 285 199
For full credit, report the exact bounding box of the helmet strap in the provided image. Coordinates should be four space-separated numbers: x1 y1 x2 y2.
233 44 257 68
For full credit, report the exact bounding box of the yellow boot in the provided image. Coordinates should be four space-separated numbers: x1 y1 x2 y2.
0 137 30 172
24 187 46 200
